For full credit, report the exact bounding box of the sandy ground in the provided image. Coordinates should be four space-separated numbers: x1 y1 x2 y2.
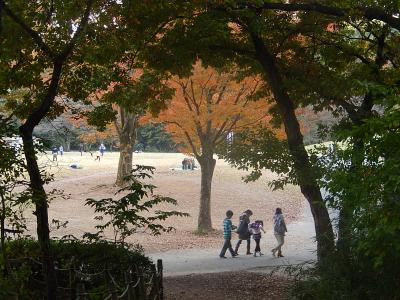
23 152 305 252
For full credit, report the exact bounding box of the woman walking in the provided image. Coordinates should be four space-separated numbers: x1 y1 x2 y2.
234 209 253 255
271 208 287 257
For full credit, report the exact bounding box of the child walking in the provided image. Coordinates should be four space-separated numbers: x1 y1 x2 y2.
219 210 238 258
249 220 266 257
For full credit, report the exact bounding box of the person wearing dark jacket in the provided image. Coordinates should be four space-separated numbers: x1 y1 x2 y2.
51 146 58 162
234 209 253 255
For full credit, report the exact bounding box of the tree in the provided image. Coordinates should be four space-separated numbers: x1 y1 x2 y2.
244 2 400 32
300 83 400 299
189 1 399 261
1 2 98 297
0 1 183 297
154 62 277 231
147 2 336 258
88 70 174 186
78 123 118 151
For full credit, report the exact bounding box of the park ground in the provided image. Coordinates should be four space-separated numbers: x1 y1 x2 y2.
25 151 314 299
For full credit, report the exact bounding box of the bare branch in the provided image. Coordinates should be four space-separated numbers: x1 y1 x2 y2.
165 120 201 158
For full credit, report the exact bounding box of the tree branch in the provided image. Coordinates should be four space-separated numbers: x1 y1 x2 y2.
59 0 94 60
166 120 201 158
20 60 63 132
257 3 400 31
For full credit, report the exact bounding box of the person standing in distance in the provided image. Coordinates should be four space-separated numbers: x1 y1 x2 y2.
271 208 288 257
99 143 106 156
51 146 58 162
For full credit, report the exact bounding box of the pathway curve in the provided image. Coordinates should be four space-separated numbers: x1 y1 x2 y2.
148 203 316 277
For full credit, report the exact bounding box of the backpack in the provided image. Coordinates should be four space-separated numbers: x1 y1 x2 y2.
274 215 285 234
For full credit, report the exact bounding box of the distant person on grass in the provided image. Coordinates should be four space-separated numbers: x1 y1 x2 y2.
99 143 106 156
59 145 64 156
95 150 101 162
79 143 84 156
234 209 253 255
249 220 266 257
219 210 238 259
52 146 58 162
271 208 287 258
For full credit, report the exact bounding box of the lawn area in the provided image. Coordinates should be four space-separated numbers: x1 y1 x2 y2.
23 151 305 252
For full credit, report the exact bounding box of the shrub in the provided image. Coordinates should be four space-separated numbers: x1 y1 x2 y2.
1 239 152 299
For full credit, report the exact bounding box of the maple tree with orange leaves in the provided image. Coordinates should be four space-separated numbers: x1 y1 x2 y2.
153 62 279 231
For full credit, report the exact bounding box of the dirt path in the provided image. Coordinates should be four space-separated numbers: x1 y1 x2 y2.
164 271 293 300
148 204 316 277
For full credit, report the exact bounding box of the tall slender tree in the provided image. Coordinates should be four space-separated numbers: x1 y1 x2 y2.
0 1 183 297
1 2 96 297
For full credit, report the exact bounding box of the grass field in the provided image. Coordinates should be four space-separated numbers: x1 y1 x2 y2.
23 151 305 252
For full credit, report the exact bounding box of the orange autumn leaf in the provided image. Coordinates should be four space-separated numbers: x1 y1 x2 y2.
152 61 282 156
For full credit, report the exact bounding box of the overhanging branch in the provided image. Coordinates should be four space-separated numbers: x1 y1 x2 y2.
257 2 400 32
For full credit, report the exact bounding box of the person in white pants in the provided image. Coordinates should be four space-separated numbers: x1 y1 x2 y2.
272 207 288 257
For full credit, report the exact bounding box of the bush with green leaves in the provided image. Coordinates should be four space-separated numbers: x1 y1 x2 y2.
1 238 151 299
85 165 189 244
293 86 400 299
0 117 32 273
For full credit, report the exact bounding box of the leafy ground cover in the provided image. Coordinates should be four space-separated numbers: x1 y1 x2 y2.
164 271 292 300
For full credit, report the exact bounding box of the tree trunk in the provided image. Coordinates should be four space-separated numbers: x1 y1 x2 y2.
197 155 216 231
20 128 57 299
250 32 334 261
0 190 8 275
116 142 134 186
65 138 71 152
16 59 64 300
115 108 138 186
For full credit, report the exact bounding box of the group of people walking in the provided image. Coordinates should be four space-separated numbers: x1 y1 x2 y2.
219 208 287 259
51 143 107 162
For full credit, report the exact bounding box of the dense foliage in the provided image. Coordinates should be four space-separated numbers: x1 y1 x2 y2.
0 239 151 299
135 123 177 152
295 86 400 300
